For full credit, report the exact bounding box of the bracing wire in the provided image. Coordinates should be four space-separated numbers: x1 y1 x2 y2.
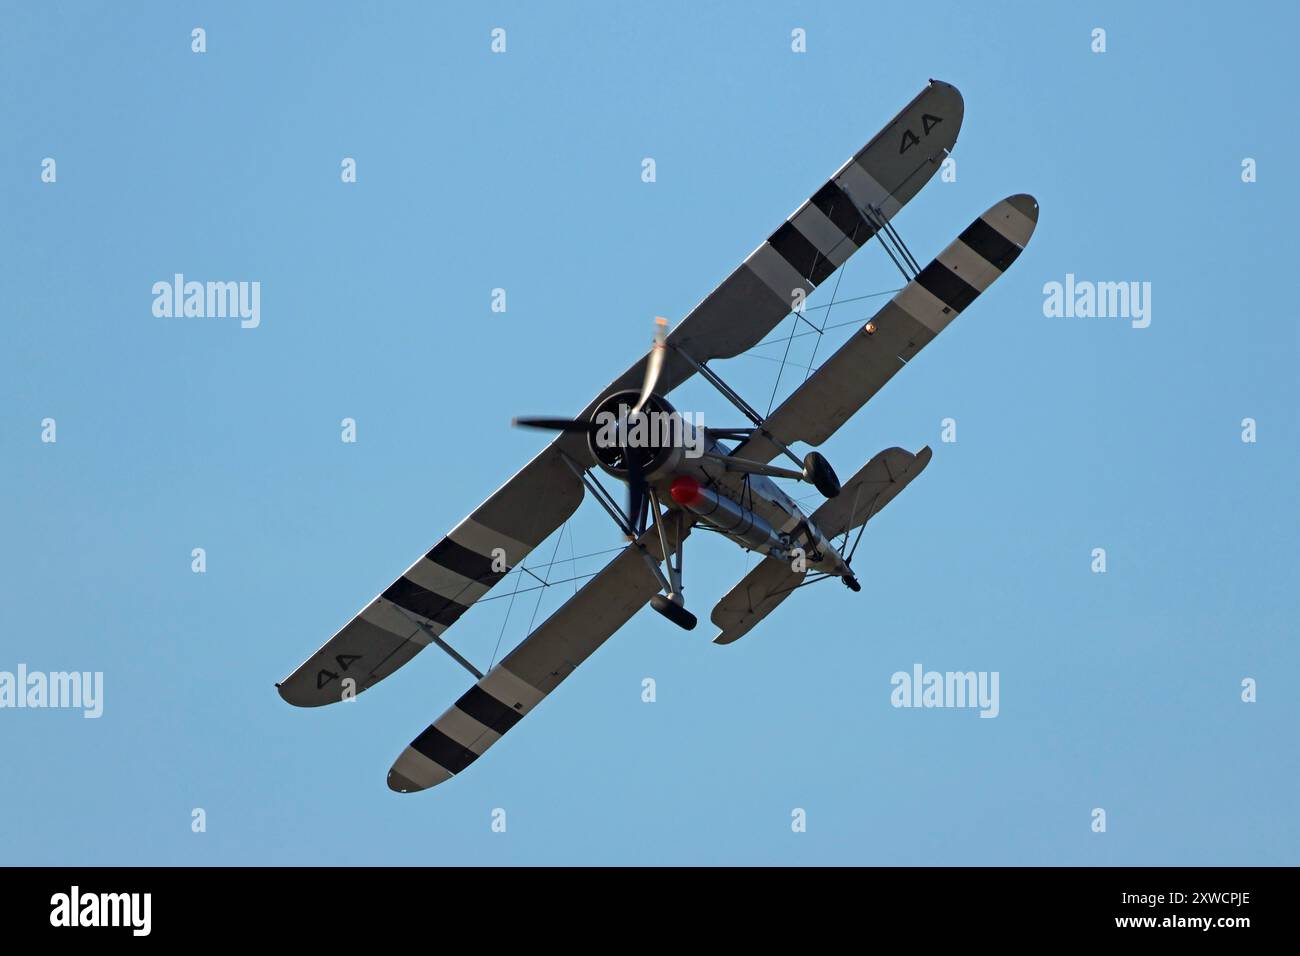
802 256 848 382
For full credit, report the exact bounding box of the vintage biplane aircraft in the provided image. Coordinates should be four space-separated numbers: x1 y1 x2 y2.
278 79 1038 792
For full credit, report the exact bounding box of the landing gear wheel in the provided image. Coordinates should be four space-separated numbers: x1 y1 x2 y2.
650 594 698 630
803 451 841 498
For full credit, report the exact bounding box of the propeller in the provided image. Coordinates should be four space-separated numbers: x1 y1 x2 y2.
631 316 668 415
511 416 597 433
621 316 668 537
513 317 672 541
624 443 647 539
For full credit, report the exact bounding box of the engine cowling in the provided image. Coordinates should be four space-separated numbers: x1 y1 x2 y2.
586 389 687 482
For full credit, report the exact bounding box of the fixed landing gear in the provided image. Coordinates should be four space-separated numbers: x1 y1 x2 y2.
842 575 862 593
650 594 697 630
560 454 701 633
644 490 698 631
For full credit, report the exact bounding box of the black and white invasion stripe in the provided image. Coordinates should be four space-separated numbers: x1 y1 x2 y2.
893 193 1038 336
388 664 544 791
736 80 963 315
729 193 1039 464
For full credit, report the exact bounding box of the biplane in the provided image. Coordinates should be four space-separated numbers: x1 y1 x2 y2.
277 79 1039 792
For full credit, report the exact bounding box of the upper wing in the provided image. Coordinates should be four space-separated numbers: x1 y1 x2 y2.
731 194 1039 465
558 79 963 464
276 445 583 707
388 521 689 791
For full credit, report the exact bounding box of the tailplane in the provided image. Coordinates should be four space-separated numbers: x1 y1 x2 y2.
710 446 931 644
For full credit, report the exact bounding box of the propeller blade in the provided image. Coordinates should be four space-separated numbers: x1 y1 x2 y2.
631 316 669 415
512 417 595 433
625 448 647 539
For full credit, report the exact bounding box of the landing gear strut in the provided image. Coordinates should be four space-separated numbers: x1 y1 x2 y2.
560 452 699 632
647 491 697 630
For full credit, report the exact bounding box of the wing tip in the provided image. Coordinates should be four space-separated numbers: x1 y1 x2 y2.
927 77 963 103
983 194 1040 249
387 769 426 794
924 78 965 132
387 746 455 793
276 679 327 708
1006 193 1040 225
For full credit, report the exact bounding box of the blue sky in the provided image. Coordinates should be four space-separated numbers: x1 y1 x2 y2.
1 1 1296 865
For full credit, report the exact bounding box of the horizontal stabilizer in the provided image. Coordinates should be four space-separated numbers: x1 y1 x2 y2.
711 445 931 645
811 446 932 539
710 557 805 646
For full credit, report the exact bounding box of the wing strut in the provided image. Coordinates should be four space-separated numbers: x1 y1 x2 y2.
672 346 804 471
552 452 668 592
558 452 636 540
406 617 484 680
860 203 922 282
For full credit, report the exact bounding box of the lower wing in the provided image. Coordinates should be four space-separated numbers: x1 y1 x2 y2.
388 519 689 791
